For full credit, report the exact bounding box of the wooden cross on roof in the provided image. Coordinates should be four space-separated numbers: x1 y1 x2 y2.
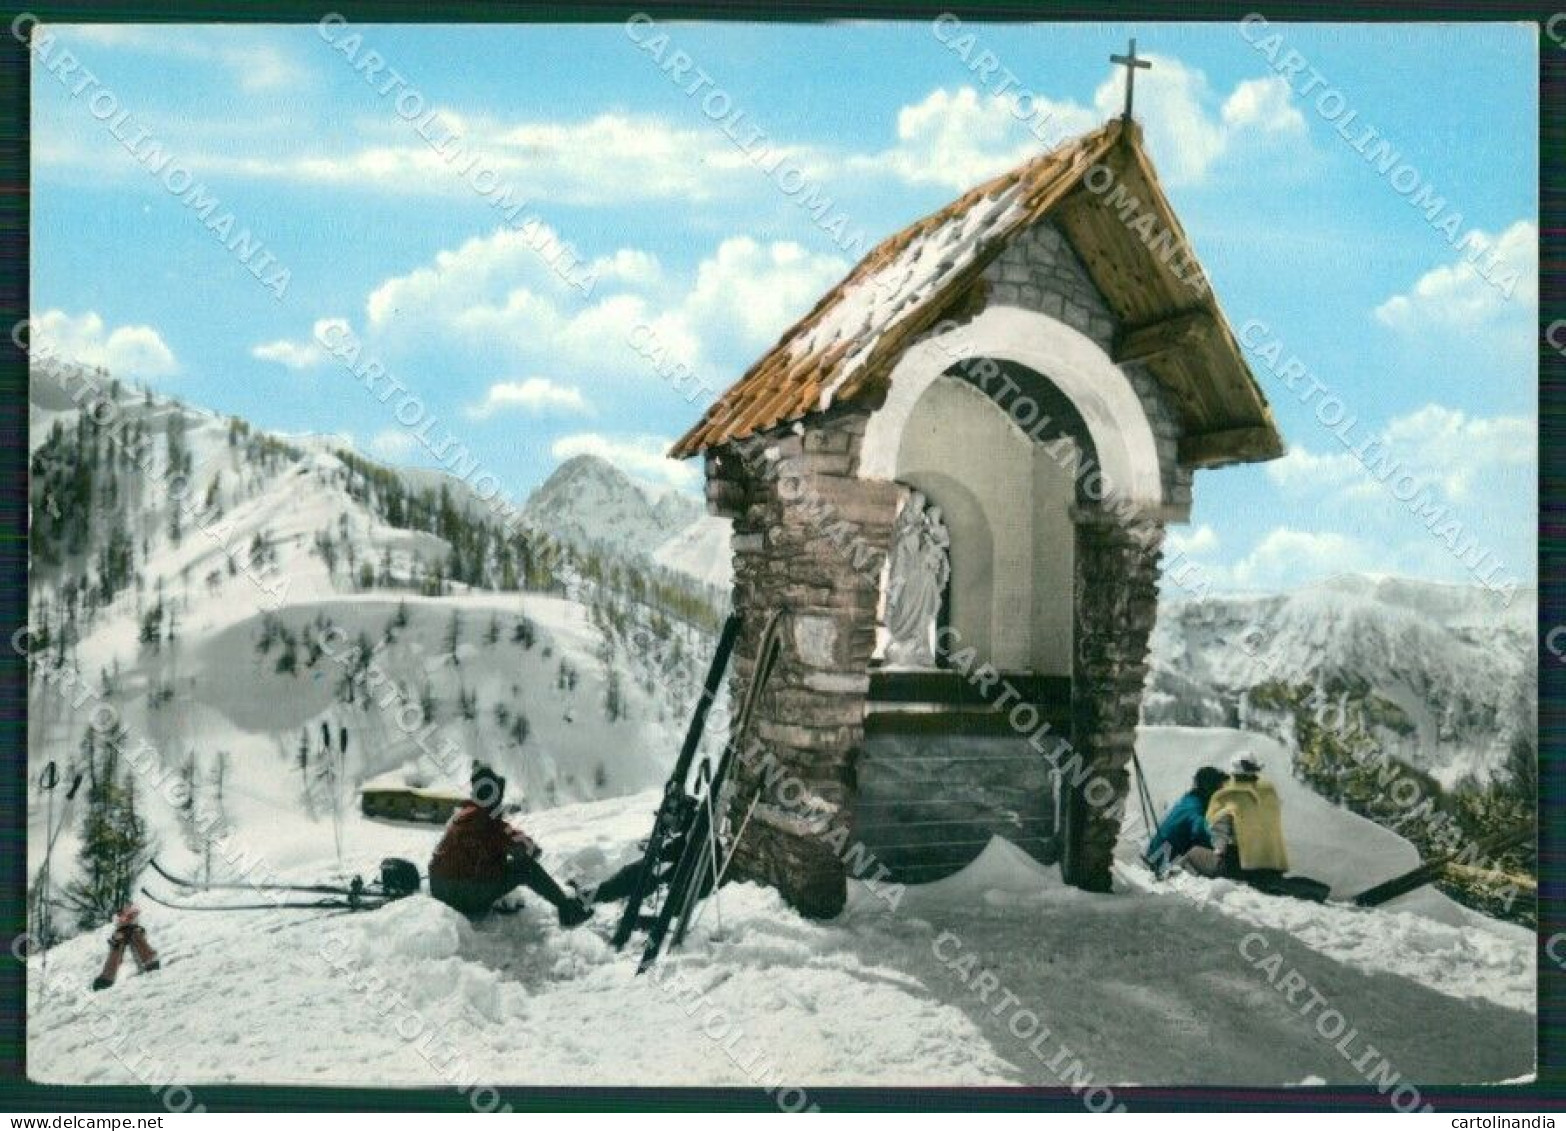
1110 38 1151 123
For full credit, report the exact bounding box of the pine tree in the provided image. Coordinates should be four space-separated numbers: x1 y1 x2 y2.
138 599 162 650
513 616 536 650
275 629 298 675
64 724 152 928
604 669 624 723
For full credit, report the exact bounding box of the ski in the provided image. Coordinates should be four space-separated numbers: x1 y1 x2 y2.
141 887 389 914
639 608 786 972
150 858 380 900
1351 827 1530 908
613 611 743 950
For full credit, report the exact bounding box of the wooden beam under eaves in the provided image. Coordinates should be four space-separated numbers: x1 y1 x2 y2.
1177 425 1284 468
1113 307 1215 365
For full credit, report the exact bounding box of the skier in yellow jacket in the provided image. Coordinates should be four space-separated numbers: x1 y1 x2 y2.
1183 753 1289 883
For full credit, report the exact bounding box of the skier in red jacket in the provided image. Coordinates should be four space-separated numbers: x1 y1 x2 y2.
429 763 591 926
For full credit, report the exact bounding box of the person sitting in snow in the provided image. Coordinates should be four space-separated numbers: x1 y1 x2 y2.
1183 753 1290 884
1144 765 1225 876
428 763 592 927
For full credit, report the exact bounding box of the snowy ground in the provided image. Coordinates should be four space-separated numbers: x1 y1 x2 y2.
28 727 1534 1090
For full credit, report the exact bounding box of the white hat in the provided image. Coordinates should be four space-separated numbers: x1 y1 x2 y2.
1229 753 1262 775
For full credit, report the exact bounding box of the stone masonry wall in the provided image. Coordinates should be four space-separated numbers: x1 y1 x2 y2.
1063 513 1165 890
706 410 900 918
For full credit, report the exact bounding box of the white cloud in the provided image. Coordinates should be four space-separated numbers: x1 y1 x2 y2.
369 429 418 460
683 237 849 357
843 67 1308 196
1381 404 1534 500
250 319 348 371
1220 77 1307 135
465 378 591 419
853 87 1095 189
1374 220 1537 339
550 433 696 490
1263 444 1360 493
366 225 583 329
251 340 317 370
71 26 305 92
31 309 177 379
198 111 807 207
44 54 1303 210
352 225 840 385
1090 57 1306 185
588 249 664 289
1230 527 1376 589
1167 523 1219 557
1267 403 1534 503
1094 56 1227 185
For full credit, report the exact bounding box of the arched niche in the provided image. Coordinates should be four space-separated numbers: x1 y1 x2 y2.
891 373 1083 675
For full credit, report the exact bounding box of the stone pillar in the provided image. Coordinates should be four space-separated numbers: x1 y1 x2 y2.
711 414 900 919
1061 509 1164 891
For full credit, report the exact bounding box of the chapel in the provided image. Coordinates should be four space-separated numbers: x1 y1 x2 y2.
669 111 1283 916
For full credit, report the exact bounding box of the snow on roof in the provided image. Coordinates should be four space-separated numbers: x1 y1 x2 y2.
803 179 1029 413
670 118 1283 470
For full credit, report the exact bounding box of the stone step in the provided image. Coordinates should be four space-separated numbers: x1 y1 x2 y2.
868 668 1071 708
864 705 1072 737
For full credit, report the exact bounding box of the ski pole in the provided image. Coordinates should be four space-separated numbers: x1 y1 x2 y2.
34 768 82 970
1128 748 1160 848
36 762 57 970
700 774 723 936
684 790 760 943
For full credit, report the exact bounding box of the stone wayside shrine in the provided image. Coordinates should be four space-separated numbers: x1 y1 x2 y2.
668 94 1284 917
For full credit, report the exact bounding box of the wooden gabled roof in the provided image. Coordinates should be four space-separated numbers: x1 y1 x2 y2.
669 118 1283 470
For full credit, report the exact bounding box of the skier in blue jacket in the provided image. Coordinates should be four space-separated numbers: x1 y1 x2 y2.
1144 766 1227 876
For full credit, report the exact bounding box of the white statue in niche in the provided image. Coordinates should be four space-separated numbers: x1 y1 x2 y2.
883 491 951 668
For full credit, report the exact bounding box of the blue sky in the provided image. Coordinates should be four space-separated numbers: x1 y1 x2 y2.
30 19 1537 595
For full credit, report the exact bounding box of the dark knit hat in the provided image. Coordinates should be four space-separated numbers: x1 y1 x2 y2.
471 762 506 809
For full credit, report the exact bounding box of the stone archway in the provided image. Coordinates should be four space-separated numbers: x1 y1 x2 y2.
858 305 1169 513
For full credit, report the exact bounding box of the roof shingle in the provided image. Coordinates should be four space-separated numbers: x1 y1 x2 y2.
670 118 1281 469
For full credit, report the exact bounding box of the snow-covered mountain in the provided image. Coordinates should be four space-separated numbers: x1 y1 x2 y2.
1144 574 1537 786
26 367 723 940
522 454 702 559
518 452 733 591
652 513 734 590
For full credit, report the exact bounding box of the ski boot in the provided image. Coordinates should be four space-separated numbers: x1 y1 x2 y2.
557 895 593 929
